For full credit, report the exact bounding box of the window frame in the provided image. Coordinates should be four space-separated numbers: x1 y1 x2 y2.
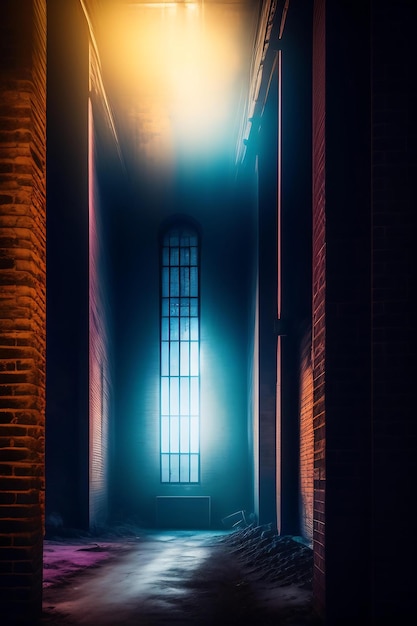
159 222 201 484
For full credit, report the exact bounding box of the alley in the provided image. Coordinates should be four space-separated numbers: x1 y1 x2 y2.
41 530 315 626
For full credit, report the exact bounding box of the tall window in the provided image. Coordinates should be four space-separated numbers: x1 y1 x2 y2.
160 224 200 483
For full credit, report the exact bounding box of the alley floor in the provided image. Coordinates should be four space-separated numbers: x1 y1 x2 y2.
40 526 318 626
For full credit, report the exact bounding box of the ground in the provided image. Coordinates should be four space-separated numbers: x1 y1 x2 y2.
39 523 320 626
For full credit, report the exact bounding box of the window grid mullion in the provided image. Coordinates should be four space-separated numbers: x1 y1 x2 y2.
161 232 199 483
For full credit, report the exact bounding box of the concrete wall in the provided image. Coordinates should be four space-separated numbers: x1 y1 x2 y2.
240 0 313 535
111 166 253 528
0 0 46 619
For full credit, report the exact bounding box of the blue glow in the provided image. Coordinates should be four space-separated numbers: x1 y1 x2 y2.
160 225 200 483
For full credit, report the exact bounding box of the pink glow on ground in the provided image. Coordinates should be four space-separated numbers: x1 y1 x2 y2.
43 540 131 589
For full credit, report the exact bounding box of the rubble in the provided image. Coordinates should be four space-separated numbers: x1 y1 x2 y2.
219 523 313 588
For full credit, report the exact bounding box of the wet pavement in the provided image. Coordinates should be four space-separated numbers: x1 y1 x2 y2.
41 530 317 625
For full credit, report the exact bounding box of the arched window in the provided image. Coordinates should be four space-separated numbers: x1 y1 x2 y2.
160 224 200 483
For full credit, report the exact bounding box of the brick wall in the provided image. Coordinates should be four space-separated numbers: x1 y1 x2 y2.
298 327 313 543
0 0 46 620
311 0 326 615
88 97 112 529
313 0 373 621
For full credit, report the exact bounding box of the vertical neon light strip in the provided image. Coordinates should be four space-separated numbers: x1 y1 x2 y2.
88 86 94 522
277 49 282 321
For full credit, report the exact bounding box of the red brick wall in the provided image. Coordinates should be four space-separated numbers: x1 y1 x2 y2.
298 328 313 543
0 0 46 619
311 0 326 615
313 1 373 620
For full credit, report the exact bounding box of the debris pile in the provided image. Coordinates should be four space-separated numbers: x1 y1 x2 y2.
220 523 313 588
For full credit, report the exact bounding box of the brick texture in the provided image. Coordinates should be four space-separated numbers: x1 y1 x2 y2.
88 97 112 529
0 0 46 620
312 0 377 620
311 0 326 615
298 328 313 543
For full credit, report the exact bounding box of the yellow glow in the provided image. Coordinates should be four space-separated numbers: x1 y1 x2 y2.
99 2 246 163
142 2 197 7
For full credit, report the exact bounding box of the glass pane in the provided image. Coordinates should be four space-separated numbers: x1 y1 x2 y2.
190 267 198 296
170 416 179 453
161 317 168 341
162 298 169 316
190 378 199 415
180 298 189 317
180 317 189 340
190 416 199 453
161 454 170 482
170 377 179 415
170 267 179 296
190 246 197 265
170 247 179 266
190 298 198 317
170 298 179 316
162 247 169 266
180 416 190 452
180 341 189 376
180 234 189 246
180 377 189 414
189 234 198 246
170 341 179 375
190 342 199 376
180 454 190 482
170 454 179 482
190 318 198 340
170 317 179 340
190 454 199 482
180 267 189 296
161 342 169 376
162 267 169 296
170 233 179 246
180 247 190 265
161 378 169 414
161 416 169 453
